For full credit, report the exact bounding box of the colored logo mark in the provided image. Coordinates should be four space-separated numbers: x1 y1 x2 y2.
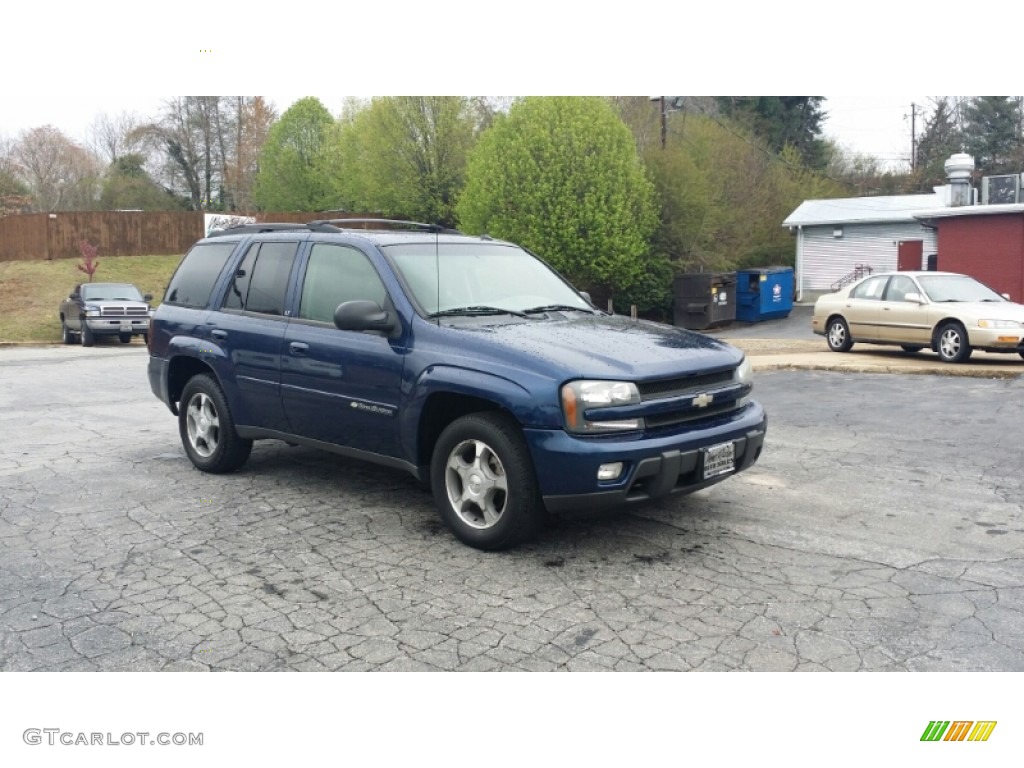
921 721 997 742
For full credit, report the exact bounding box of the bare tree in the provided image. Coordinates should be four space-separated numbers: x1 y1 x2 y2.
88 111 147 164
13 125 101 211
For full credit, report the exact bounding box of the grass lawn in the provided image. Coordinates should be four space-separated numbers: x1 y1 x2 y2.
0 255 182 343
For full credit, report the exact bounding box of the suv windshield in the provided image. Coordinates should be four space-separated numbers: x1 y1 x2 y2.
917 275 1005 303
81 283 143 301
383 242 592 316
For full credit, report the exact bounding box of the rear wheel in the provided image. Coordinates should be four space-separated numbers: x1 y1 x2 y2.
936 322 971 363
119 333 132 344
178 374 252 473
900 345 923 354
61 320 75 345
826 317 853 352
430 412 542 550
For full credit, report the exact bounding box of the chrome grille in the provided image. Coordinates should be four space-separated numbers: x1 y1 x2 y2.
101 306 148 317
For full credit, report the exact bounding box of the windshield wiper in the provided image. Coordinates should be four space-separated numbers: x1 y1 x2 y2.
521 304 594 314
429 305 529 318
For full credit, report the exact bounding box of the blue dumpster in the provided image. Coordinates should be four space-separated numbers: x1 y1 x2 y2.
735 267 793 322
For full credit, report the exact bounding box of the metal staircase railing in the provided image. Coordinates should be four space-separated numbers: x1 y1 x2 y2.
831 264 873 292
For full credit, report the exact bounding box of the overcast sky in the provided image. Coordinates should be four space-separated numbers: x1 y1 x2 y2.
1 4 1009 169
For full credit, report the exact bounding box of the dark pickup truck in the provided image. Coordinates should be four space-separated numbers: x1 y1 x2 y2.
147 220 766 549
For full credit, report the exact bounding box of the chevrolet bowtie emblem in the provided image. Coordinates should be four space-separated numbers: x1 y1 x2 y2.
692 393 713 408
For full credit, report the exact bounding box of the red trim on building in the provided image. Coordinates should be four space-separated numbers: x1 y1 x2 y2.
935 213 1024 301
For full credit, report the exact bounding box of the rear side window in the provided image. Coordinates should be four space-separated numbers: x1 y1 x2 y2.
164 243 237 308
222 241 298 315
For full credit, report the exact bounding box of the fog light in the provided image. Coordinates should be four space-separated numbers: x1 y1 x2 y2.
597 462 623 481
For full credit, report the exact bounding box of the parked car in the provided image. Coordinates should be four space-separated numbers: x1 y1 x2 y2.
60 282 152 346
147 220 767 550
812 271 1024 363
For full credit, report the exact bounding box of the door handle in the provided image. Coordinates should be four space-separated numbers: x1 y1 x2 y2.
289 342 309 356
210 329 228 340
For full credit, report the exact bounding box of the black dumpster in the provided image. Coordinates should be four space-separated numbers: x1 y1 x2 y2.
672 272 736 330
735 267 794 322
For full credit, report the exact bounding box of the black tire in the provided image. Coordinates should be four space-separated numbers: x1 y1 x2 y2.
900 345 923 354
119 333 132 344
826 316 853 352
1019 351 1024 361
178 374 252 473
936 321 972 363
430 412 542 550
80 320 94 347
61 319 75 345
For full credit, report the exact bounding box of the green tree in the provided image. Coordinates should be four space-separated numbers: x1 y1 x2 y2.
457 97 657 305
913 97 965 187
99 154 181 210
717 97 829 169
253 97 336 211
962 96 1022 174
331 97 479 226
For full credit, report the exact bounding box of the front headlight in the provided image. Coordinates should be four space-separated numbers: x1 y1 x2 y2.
734 357 753 386
561 380 643 434
734 357 753 406
978 319 1023 329
84 304 101 316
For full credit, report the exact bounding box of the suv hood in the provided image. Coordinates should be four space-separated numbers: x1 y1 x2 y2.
437 314 743 380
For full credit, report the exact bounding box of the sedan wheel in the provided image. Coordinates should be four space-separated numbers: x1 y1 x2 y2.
826 317 853 352
900 345 923 354
936 322 972 363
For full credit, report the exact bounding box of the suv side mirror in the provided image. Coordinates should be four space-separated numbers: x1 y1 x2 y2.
334 300 396 334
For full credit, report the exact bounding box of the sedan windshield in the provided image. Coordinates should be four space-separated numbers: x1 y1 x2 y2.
383 242 593 316
916 275 1005 303
81 283 143 301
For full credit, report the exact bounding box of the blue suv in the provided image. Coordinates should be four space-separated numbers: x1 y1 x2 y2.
148 220 766 549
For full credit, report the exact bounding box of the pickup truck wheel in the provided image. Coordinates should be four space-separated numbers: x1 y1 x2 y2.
936 321 972 363
431 412 542 550
179 374 252 473
80 320 95 347
61 320 75 345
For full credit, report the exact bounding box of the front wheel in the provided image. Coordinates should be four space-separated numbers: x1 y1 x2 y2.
178 374 252 473
430 412 543 550
936 322 972 363
80 320 94 347
826 317 853 352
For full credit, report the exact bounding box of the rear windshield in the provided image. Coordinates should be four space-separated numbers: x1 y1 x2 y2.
164 242 237 308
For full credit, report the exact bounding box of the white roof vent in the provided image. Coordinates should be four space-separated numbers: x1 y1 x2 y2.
944 153 975 181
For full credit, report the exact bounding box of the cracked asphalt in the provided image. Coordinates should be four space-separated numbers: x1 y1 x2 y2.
1 344 1023 671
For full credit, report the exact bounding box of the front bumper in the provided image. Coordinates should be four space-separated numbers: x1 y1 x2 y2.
84 316 150 335
526 402 767 513
968 327 1024 352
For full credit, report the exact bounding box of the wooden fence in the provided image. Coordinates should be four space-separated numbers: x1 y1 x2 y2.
0 211 379 262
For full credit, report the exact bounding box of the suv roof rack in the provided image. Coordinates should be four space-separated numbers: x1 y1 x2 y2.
206 219 461 237
307 218 457 233
206 223 335 237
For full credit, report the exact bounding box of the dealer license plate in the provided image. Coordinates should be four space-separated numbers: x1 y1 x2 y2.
702 441 735 479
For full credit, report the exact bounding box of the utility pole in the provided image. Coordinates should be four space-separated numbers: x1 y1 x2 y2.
910 102 917 172
660 96 667 149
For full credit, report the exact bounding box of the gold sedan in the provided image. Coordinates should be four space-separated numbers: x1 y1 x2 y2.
812 271 1024 363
